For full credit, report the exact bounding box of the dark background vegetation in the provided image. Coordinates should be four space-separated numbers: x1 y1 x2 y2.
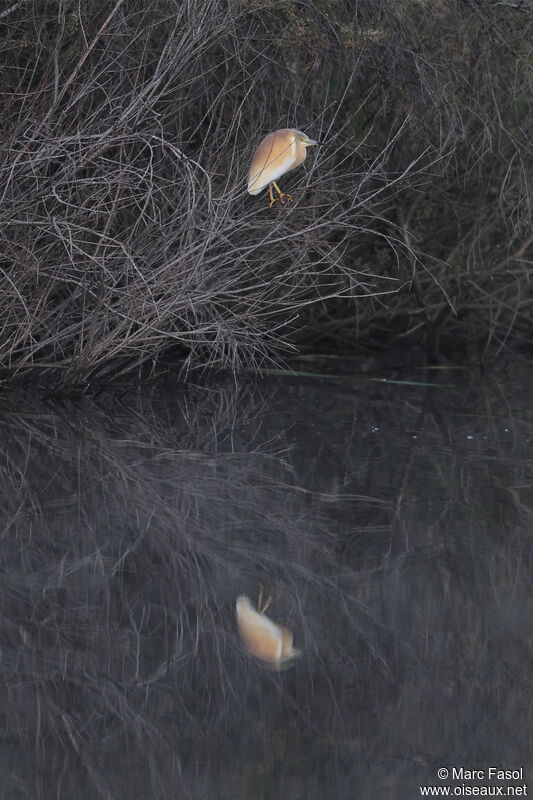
1 0 532 384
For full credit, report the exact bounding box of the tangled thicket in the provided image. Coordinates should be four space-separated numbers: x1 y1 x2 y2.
1 0 531 383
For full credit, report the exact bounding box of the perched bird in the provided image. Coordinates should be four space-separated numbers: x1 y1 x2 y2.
236 595 301 670
247 128 319 207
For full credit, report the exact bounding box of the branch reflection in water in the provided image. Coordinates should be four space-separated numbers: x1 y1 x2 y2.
0 366 531 798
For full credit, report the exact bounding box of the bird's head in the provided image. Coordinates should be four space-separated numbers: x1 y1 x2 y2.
291 129 320 147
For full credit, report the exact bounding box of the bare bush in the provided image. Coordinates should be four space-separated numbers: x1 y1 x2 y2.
1 0 531 383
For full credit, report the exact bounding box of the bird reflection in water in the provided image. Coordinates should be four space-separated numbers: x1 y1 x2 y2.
236 590 301 670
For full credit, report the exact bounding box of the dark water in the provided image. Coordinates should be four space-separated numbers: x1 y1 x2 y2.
0 364 531 799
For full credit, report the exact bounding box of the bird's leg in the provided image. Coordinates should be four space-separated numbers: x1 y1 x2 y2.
272 181 292 206
268 183 277 207
257 583 272 614
260 595 273 614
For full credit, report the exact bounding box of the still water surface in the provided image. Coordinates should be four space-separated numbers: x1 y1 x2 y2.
0 364 531 798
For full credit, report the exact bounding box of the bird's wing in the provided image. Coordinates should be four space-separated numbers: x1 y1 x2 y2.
248 133 297 195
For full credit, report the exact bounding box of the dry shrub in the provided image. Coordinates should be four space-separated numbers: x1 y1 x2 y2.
1 0 531 383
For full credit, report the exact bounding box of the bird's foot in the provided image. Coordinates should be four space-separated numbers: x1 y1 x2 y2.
269 193 292 208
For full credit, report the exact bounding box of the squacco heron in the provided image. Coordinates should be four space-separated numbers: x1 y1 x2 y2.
236 595 301 670
247 128 319 207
